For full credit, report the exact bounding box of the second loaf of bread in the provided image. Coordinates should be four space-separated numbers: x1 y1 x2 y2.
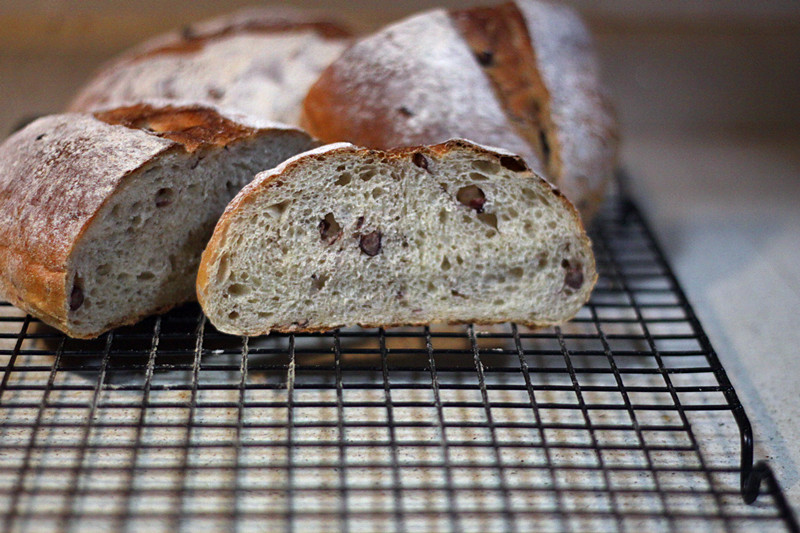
302 0 618 221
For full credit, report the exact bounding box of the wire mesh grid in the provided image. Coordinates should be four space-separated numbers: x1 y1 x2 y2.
0 196 796 533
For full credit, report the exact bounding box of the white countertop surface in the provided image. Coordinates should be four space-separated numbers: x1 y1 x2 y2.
621 128 800 509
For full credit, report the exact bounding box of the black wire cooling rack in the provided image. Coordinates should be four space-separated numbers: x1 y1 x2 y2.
0 195 797 533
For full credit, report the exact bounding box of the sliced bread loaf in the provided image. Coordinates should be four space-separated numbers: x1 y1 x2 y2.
197 139 596 336
0 103 317 338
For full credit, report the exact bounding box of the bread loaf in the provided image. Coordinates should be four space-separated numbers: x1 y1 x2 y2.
301 0 617 220
68 6 353 125
0 103 317 338
196 139 596 336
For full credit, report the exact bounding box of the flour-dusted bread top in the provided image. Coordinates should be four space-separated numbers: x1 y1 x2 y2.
0 104 316 337
0 114 174 321
301 9 545 176
302 0 617 221
197 139 596 336
68 6 353 125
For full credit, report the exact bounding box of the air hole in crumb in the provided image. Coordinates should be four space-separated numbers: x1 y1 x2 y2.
469 172 489 181
137 271 155 281
478 213 498 230
438 208 448 224
266 200 291 218
311 273 328 291
507 207 519 218
131 215 142 227
537 253 548 269
97 264 111 276
335 172 352 186
155 187 175 207
69 283 84 311
456 185 486 213
510 267 524 278
257 312 272 319
216 256 230 283
471 159 500 174
456 255 464 265
319 213 341 243
228 283 250 296
441 256 451 271
451 289 468 298
228 311 240 320
371 187 384 199
359 169 376 181
499 155 527 172
412 152 429 170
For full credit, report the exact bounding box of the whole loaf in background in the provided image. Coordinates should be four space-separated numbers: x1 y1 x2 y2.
68 6 353 126
302 0 618 221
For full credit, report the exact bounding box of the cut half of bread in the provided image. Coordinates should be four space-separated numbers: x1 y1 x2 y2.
197 139 597 336
0 103 317 338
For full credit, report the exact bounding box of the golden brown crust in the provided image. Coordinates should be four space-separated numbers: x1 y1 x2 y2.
449 3 552 172
256 316 575 336
94 104 258 153
0 243 69 333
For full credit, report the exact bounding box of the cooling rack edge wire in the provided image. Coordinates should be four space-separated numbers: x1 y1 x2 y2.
614 191 798 533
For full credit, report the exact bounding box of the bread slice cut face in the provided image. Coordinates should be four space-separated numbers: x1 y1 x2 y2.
0 104 317 338
197 139 597 336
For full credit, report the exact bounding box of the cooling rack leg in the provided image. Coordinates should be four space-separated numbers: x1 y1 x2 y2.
745 462 800 533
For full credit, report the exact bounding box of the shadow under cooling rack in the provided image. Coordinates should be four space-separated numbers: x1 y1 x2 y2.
0 196 797 533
